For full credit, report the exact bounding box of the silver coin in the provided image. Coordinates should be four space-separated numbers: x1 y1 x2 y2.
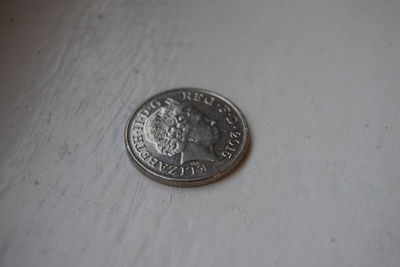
125 88 249 187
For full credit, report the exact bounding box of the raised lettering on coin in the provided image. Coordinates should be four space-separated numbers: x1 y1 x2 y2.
125 88 249 187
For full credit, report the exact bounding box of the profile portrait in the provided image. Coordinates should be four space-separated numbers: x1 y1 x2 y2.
144 98 219 164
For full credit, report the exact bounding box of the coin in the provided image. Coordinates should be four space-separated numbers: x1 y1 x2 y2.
125 88 249 187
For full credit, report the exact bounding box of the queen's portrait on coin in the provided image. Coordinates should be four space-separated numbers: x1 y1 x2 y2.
144 98 219 164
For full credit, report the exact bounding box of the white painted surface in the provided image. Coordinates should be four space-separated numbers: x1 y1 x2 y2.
1 0 400 266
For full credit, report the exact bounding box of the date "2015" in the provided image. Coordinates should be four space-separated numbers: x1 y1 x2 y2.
216 103 242 159
221 131 242 159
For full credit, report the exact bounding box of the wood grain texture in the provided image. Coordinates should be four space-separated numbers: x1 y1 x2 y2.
1 0 400 266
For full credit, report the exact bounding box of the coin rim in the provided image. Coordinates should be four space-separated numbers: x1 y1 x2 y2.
125 88 250 187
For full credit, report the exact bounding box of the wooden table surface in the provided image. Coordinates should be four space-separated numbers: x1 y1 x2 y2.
1 0 400 266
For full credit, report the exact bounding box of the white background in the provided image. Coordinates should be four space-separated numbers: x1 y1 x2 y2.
1 0 400 266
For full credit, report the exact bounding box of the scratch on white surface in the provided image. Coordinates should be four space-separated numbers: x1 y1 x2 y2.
112 180 143 265
232 207 255 226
